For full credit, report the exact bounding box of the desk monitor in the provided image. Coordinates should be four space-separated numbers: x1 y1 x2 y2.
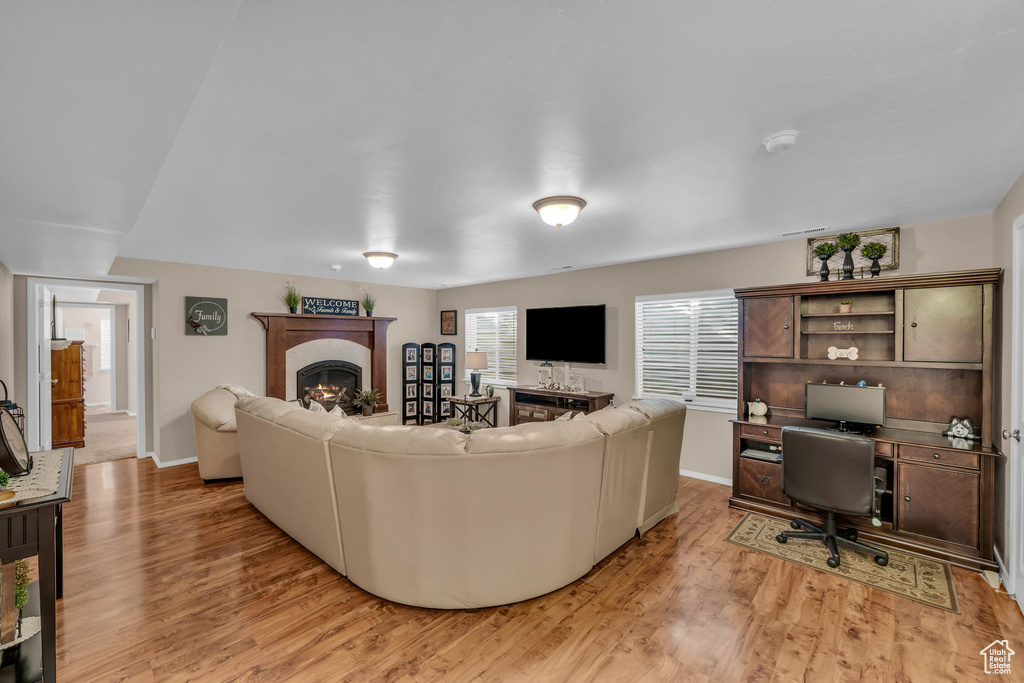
805 383 886 432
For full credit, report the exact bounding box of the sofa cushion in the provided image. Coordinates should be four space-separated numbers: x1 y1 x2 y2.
621 398 687 420
276 409 353 442
582 406 649 434
236 396 304 423
331 424 468 455
191 388 243 432
467 420 603 454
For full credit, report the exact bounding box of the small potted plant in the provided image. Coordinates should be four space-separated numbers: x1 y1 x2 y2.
813 242 838 282
362 290 376 317
353 388 382 416
835 233 862 280
839 300 853 314
860 242 888 278
284 284 301 314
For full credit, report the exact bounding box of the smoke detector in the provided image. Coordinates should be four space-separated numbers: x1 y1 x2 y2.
763 130 800 153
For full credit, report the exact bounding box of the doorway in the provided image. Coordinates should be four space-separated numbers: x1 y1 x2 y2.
26 278 147 462
1009 212 1024 615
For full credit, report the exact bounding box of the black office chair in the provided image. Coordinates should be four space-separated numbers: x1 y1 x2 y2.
775 426 888 568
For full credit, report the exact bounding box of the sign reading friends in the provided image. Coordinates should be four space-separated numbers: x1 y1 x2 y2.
301 297 359 316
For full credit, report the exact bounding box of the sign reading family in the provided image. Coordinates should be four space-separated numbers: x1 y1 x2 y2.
185 296 228 336
302 297 359 316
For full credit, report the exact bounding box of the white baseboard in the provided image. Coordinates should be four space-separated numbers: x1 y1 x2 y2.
679 468 732 487
995 545 1012 595
147 451 198 469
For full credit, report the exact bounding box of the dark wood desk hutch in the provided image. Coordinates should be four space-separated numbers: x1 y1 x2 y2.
730 268 1001 571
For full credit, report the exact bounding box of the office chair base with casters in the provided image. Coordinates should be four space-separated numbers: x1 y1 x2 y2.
775 511 889 568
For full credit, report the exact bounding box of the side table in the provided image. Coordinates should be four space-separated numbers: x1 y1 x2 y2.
449 395 501 428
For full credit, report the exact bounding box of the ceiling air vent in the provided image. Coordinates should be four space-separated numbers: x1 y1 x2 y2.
780 225 829 238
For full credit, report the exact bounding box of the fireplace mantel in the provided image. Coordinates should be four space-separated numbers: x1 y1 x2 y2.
251 312 396 412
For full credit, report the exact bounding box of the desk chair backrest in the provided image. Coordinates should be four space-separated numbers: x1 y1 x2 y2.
781 426 876 516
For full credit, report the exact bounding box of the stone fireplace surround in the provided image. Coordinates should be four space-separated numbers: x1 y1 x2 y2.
252 312 395 413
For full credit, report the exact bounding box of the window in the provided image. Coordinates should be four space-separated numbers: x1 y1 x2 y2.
465 306 517 386
100 317 111 372
635 289 738 411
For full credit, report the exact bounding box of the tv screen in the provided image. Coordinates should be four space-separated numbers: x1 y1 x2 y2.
526 305 606 364
805 383 886 429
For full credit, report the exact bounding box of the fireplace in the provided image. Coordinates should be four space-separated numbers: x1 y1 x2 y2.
297 360 362 414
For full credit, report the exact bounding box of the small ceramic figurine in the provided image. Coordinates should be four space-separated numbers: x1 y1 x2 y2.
747 399 768 417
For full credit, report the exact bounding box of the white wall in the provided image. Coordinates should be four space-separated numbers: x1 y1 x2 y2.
58 306 112 406
437 214 996 483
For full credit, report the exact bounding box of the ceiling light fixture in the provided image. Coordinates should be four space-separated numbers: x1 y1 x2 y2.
533 196 587 227
763 130 800 153
363 252 398 269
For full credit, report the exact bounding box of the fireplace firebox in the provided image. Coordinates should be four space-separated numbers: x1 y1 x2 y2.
297 360 362 414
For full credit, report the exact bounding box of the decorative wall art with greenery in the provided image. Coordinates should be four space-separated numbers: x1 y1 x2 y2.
805 227 900 277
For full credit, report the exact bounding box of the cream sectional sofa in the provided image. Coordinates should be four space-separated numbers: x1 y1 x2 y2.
234 395 686 609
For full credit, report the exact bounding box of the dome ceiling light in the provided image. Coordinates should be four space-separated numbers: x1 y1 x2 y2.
363 252 398 269
532 196 587 227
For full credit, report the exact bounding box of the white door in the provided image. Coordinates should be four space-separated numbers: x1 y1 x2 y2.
1010 214 1024 614
38 286 53 450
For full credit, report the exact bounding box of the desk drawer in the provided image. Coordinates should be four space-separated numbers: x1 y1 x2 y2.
740 424 782 442
738 459 789 505
874 441 893 457
899 444 978 470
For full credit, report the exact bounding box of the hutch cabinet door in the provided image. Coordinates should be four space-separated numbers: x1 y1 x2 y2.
742 297 794 358
897 462 979 549
903 286 983 363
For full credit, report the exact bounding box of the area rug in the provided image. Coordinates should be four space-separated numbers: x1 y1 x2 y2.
726 512 960 613
73 406 138 465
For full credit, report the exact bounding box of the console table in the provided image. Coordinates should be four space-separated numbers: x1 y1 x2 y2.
0 447 74 682
731 268 1001 571
449 396 501 428
508 387 614 426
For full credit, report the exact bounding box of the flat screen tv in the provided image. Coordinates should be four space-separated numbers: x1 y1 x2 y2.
526 305 606 364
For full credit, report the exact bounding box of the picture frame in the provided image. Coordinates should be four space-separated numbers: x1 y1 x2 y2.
405 402 417 417
441 310 457 336
441 347 453 364
441 366 453 381
806 227 900 276
405 348 417 363
440 401 450 417
424 366 434 381
406 366 418 381
406 384 417 398
423 347 433 363
423 401 434 415
423 384 433 398
440 384 452 398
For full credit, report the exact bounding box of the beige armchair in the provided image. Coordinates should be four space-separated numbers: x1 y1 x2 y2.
191 386 251 481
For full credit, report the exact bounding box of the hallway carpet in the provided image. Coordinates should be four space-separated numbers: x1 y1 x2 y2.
74 404 137 465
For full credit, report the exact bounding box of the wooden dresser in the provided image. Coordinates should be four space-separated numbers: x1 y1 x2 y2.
508 387 614 425
730 268 1001 571
51 341 85 449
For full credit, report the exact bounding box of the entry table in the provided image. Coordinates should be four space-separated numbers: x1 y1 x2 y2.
449 395 501 428
0 447 73 682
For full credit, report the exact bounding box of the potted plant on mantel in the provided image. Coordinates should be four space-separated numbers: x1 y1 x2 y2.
284 284 301 314
362 290 376 317
861 241 888 278
353 388 382 417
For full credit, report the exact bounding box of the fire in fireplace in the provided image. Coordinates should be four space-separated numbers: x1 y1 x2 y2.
297 360 362 414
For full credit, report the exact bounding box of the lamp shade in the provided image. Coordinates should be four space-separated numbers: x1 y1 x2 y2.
363 252 398 268
466 351 489 370
532 196 586 227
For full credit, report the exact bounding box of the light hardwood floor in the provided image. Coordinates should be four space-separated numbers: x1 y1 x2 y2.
56 458 1024 682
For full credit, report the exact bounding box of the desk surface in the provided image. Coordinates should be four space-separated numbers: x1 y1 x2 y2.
731 415 997 455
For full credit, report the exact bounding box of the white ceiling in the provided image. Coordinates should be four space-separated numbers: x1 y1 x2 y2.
2 2 1023 287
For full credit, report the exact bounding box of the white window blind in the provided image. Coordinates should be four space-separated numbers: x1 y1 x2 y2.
465 306 518 385
635 289 738 411
100 318 111 372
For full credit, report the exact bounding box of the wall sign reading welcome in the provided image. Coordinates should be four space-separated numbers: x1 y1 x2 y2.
302 297 358 316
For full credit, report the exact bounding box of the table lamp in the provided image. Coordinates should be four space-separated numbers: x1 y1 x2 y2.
466 351 488 397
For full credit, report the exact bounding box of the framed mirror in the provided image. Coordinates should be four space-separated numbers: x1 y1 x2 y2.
0 408 32 476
